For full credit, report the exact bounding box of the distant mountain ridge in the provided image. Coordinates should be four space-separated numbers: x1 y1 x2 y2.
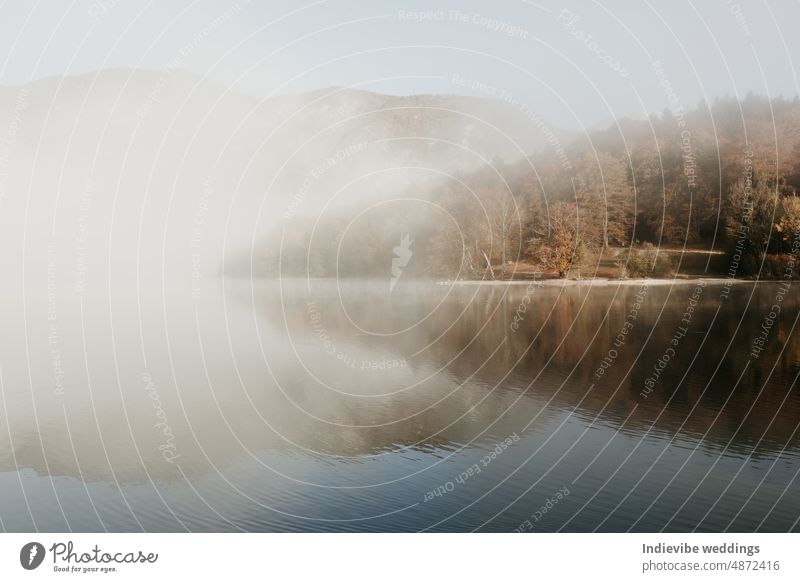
0 68 571 212
0 68 571 286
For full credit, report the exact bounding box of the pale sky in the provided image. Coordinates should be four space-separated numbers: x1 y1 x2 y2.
1 0 798 129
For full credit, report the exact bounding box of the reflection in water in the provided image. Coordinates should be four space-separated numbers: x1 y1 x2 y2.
1 277 799 531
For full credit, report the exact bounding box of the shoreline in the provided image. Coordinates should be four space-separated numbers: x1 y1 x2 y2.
438 277 783 287
242 275 797 286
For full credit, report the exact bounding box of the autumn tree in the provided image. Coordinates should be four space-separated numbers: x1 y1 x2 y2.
725 170 777 264
573 151 635 247
531 202 586 277
776 195 800 250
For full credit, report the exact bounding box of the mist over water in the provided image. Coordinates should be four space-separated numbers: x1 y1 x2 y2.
2 278 799 532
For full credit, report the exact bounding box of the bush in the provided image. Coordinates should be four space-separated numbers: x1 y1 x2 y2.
617 243 674 278
760 253 799 278
532 202 589 278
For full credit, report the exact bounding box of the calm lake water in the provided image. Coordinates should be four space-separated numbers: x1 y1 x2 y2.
1 277 799 532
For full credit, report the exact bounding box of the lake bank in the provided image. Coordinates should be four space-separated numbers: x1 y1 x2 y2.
437 275 800 287
439 277 744 287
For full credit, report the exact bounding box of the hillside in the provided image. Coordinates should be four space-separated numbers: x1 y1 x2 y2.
263 94 800 280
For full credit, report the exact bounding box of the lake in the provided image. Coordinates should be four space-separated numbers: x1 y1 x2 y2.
1 277 799 532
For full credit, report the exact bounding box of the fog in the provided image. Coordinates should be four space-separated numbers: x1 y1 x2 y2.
0 68 570 292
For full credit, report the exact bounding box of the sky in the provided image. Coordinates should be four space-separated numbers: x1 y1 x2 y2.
0 0 798 130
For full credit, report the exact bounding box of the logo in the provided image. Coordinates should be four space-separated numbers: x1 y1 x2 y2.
390 234 413 292
20 542 46 570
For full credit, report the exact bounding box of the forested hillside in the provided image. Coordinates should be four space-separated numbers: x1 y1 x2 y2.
257 94 800 280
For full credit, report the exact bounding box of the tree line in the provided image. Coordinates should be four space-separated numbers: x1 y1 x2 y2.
259 94 800 280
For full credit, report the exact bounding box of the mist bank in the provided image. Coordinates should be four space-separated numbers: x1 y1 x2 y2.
0 68 572 300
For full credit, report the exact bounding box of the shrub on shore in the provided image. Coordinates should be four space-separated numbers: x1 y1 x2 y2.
617 243 675 278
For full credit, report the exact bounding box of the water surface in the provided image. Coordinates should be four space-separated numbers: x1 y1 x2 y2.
1 277 799 532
